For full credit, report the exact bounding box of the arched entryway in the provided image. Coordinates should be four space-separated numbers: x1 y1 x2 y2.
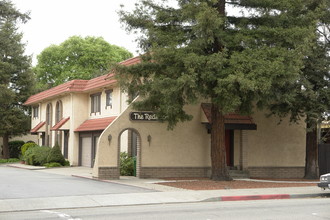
118 128 141 178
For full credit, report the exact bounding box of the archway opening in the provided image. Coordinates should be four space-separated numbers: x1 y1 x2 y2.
118 128 141 178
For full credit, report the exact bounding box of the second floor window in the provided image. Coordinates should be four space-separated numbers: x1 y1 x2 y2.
55 101 63 123
106 89 113 108
33 106 39 118
90 93 101 113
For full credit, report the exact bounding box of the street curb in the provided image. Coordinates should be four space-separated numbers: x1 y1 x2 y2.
6 164 46 170
202 193 329 202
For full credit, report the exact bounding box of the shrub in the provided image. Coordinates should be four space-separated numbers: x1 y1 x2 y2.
64 160 70 166
120 152 134 176
23 145 38 165
35 146 51 166
7 158 20 163
24 146 51 166
0 158 20 163
21 142 38 158
43 162 62 168
47 143 65 165
8 141 25 158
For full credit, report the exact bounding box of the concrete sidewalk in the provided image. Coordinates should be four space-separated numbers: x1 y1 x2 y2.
0 186 327 212
1 164 328 213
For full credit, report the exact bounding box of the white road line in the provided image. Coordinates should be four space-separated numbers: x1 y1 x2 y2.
41 210 82 220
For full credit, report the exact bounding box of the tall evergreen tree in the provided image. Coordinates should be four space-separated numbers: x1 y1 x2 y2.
269 1 330 179
117 0 323 180
0 0 35 159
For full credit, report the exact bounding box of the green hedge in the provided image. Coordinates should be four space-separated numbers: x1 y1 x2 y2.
26 146 51 166
21 142 38 158
8 141 25 158
47 144 66 165
21 143 68 167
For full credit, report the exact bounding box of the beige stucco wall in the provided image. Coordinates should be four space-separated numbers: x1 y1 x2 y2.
94 100 307 177
27 85 130 166
247 110 306 167
70 93 89 165
0 134 38 146
138 105 210 167
93 101 211 177
89 87 129 119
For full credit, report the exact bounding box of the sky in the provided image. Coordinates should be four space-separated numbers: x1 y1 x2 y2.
10 0 141 65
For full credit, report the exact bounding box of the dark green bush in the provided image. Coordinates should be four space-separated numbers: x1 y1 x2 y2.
47 144 65 165
21 142 38 158
120 152 134 176
64 160 70 166
8 141 25 158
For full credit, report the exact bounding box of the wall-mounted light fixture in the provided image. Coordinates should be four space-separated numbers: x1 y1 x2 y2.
147 135 152 146
108 134 112 144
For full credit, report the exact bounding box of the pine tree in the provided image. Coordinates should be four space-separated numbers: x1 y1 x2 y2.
269 1 330 179
0 0 35 159
117 0 324 180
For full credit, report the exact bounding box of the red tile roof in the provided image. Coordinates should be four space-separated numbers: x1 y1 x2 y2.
24 56 141 106
24 74 117 105
30 121 46 134
119 56 141 66
74 116 117 132
51 117 70 131
201 103 255 124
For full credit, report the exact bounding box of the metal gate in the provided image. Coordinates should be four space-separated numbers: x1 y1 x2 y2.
318 144 330 175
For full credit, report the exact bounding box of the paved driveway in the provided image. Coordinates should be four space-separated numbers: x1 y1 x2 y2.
0 165 155 199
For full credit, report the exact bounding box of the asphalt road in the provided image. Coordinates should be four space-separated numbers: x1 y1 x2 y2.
0 198 329 220
0 165 155 199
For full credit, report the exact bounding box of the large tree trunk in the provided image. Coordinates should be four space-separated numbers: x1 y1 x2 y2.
304 122 318 179
210 104 232 181
2 133 10 159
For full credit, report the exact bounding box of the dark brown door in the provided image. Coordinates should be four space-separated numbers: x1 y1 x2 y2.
225 130 234 166
63 131 69 159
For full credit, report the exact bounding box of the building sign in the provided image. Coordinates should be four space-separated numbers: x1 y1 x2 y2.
130 112 158 121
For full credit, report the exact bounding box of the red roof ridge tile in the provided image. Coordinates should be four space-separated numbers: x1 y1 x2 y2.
24 56 141 105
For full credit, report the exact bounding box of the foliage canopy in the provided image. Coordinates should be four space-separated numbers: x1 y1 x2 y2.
117 0 326 180
118 0 323 128
34 36 133 88
0 0 35 158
